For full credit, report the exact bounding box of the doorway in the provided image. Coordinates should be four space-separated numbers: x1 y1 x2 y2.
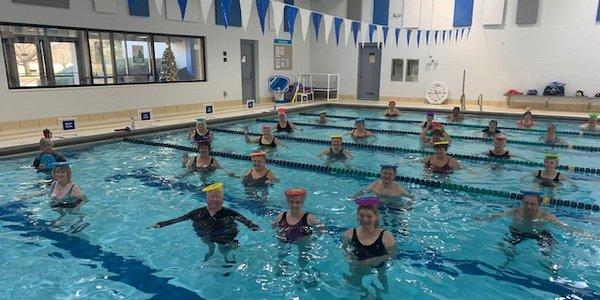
240 40 257 104
357 43 381 100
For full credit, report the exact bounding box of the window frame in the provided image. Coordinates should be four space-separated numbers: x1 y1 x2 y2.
0 21 207 90
405 58 419 82
390 58 404 82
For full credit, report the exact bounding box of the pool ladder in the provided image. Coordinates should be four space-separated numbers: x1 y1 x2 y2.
477 93 484 111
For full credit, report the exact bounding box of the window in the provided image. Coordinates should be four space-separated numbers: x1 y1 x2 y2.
154 35 205 82
406 59 419 82
0 23 206 89
391 59 404 81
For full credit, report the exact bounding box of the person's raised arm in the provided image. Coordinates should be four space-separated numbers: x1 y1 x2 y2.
151 210 195 228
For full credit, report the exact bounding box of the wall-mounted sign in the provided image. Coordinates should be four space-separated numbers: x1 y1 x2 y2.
274 39 293 70
58 117 77 136
246 99 255 109
204 103 214 114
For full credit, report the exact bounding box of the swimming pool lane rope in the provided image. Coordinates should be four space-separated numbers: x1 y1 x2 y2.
299 112 600 138
123 137 599 212
257 119 600 153
209 128 600 175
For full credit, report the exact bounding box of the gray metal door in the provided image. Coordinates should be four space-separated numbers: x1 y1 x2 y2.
240 40 256 104
357 43 381 100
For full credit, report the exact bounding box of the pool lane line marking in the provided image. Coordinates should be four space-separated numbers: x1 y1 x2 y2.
299 112 600 138
0 201 205 299
210 128 600 175
104 168 598 299
256 119 600 153
122 138 599 212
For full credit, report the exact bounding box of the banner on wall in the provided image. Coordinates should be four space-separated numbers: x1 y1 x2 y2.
351 21 360 45
368 24 376 43
323 14 333 44
425 30 430 45
360 22 368 46
416 30 421 48
239 0 253 31
200 0 212 22
256 0 270 33
284 5 299 38
312 12 323 41
382 26 389 45
271 1 285 36
334 17 343 45
299 8 311 41
177 0 188 19
406 29 411 47
395 28 400 46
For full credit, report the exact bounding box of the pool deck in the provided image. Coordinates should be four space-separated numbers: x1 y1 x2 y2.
0 99 593 156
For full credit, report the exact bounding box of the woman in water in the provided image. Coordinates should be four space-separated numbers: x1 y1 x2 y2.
273 108 298 133
420 125 451 146
273 188 322 243
242 151 278 188
243 125 286 149
420 112 436 129
579 113 599 132
484 135 529 161
49 162 89 233
482 120 501 138
516 111 535 128
533 154 569 188
32 138 67 173
181 139 235 179
383 101 400 117
316 110 328 125
343 197 396 293
424 141 460 174
447 107 464 122
348 118 374 138
188 118 214 142
319 135 352 163
541 123 565 145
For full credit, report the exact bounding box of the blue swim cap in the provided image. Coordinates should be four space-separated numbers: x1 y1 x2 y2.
355 118 365 124
520 190 543 196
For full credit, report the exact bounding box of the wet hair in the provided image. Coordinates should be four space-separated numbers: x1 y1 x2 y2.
453 107 460 112
52 165 72 183
523 111 533 116
489 120 498 126
357 206 380 227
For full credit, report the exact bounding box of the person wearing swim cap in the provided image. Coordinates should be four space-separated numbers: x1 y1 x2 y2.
540 123 565 145
181 138 236 179
273 188 322 243
273 108 298 133
485 135 510 159
447 107 464 122
533 154 569 188
383 101 400 117
482 120 501 138
580 113 599 132
354 165 412 205
152 183 259 263
348 118 374 138
188 118 214 142
32 138 67 173
242 151 278 188
319 135 352 164
424 141 460 174
243 125 286 149
420 124 451 146
420 112 435 129
516 110 535 128
342 197 396 292
316 110 328 125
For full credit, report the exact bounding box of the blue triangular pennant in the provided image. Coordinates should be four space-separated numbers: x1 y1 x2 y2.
406 29 411 47
467 27 471 38
128 0 149 17
455 29 459 42
256 0 270 34
425 30 430 45
368 24 377 43
177 0 188 19
442 30 446 44
334 17 343 45
312 12 323 41
218 0 233 28
382 26 389 45
434 31 439 45
284 5 298 38
351 21 361 45
395 28 401 46
416 30 421 48
461 28 466 40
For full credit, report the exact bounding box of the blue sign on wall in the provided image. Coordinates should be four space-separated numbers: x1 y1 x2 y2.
274 39 292 45
62 120 76 130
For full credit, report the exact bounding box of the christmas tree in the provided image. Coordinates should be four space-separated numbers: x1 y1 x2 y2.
159 47 179 82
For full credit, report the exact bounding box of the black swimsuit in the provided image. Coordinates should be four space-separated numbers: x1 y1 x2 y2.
488 150 510 159
327 147 347 160
276 121 293 133
193 129 211 141
191 157 216 172
258 135 277 147
536 170 561 185
351 229 388 260
242 169 271 187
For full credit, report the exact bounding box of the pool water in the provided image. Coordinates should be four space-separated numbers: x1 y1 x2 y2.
0 107 599 299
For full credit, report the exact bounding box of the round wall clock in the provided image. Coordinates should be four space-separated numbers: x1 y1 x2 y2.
425 82 449 104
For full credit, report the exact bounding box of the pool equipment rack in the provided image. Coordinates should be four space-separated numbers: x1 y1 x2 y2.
123 137 599 212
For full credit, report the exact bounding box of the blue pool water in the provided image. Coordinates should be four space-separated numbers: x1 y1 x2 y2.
0 107 599 299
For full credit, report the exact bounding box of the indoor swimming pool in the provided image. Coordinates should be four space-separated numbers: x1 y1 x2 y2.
0 106 598 299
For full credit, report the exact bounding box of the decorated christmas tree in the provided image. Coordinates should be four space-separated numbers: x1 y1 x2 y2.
159 47 179 82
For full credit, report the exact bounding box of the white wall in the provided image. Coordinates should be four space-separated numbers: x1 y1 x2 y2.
310 0 600 103
0 0 310 122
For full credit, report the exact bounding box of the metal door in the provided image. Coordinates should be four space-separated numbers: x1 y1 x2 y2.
240 40 256 104
357 43 381 100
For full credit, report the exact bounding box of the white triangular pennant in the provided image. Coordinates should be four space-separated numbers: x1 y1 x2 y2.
299 8 311 42
271 1 285 37
361 22 368 46
239 0 252 31
343 19 352 47
155 0 164 14
376 25 382 48
323 14 333 45
199 0 212 23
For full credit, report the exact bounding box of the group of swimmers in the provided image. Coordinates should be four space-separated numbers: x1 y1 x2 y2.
26 105 598 292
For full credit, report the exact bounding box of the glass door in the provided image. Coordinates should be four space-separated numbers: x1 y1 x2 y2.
49 41 80 86
11 41 46 87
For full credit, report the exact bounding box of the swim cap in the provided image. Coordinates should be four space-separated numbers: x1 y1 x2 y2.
380 164 398 170
277 107 287 115
250 151 267 157
355 118 365 124
433 141 450 146
284 188 307 197
331 134 342 140
355 196 380 207
426 111 435 116
520 190 542 196
202 182 223 192
494 134 507 140
544 153 559 159
590 113 599 119
389 101 396 105
261 125 272 130
319 110 326 114
196 117 206 123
